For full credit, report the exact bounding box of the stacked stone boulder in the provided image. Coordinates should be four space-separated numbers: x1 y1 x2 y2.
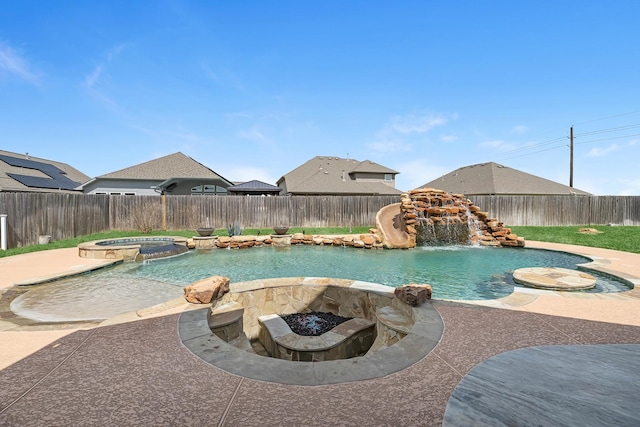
290 232 383 249
196 233 384 250
401 188 525 247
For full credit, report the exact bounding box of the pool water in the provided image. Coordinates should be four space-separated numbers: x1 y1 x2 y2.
11 245 632 322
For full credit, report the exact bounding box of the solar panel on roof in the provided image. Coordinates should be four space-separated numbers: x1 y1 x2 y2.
0 154 65 174
1 154 80 190
7 173 81 190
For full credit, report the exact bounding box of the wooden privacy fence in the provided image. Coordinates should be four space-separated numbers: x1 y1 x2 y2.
469 195 640 227
1 193 639 248
109 194 399 231
0 193 110 249
0 193 398 248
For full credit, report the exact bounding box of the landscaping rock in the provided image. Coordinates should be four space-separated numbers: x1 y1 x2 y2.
394 284 432 306
184 276 230 304
395 188 524 248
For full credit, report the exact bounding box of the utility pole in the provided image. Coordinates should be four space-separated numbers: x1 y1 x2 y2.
569 126 574 188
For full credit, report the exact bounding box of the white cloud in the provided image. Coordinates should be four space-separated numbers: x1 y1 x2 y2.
367 139 412 153
512 125 529 134
82 44 128 112
0 41 40 83
587 143 620 157
369 111 453 155
201 62 219 82
586 138 638 158
165 129 203 143
480 140 517 152
440 135 457 143
107 44 125 62
84 64 103 89
83 44 125 90
237 126 270 144
619 177 640 196
200 62 247 94
388 113 447 134
393 159 450 192
224 111 253 120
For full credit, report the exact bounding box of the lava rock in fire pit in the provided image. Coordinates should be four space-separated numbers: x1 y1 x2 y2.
281 311 352 336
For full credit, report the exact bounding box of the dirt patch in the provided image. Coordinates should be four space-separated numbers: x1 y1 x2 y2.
578 228 603 235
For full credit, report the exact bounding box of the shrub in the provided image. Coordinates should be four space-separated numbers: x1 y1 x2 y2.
227 222 243 237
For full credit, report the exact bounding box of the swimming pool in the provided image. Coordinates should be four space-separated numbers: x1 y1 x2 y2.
11 245 632 322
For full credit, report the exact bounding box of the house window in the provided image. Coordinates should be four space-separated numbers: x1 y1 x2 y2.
191 185 228 195
384 174 393 182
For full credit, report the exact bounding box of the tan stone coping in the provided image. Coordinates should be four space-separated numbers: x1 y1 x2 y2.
513 267 596 291
179 277 444 386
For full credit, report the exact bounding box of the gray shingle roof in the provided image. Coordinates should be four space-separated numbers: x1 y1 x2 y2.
98 152 231 183
278 156 402 195
349 159 399 174
227 180 281 192
421 162 591 195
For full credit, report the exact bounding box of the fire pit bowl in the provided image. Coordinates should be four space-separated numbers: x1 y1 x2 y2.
196 227 215 237
273 226 290 235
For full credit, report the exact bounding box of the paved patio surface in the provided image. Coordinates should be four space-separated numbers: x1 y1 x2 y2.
0 242 639 426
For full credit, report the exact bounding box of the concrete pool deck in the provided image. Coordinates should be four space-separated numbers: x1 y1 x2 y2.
0 242 639 425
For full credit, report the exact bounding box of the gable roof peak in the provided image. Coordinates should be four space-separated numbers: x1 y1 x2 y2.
422 162 591 195
96 152 231 183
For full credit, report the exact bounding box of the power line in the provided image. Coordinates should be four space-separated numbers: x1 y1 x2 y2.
575 132 640 145
500 143 568 161
498 118 640 161
575 123 640 137
571 110 640 127
497 136 566 156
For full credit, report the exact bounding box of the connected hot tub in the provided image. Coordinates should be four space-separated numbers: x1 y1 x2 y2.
78 236 189 261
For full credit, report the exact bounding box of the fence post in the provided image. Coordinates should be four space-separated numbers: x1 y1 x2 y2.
0 214 7 250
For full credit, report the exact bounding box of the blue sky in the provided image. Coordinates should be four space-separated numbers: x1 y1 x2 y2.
1 1 639 195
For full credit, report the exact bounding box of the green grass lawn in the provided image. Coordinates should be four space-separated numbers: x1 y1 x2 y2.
0 226 372 258
1 225 638 258
509 225 640 254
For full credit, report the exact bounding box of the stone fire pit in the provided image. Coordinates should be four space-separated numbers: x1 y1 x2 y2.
179 277 444 385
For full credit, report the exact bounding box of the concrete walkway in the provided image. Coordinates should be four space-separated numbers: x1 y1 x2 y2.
0 242 639 426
